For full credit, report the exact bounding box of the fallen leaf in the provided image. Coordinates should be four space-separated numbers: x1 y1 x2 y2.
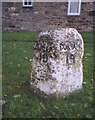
83 81 86 85
13 94 21 98
29 59 32 62
13 43 16 46
40 103 46 110
85 53 92 57
24 57 28 60
18 64 20 67
54 105 59 109
10 62 13 65
17 72 20 75
0 100 6 105
23 50 27 53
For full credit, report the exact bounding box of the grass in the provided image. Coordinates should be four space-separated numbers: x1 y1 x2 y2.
2 32 94 118
2 32 38 42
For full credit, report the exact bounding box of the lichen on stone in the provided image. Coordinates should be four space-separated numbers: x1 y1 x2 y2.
30 28 84 97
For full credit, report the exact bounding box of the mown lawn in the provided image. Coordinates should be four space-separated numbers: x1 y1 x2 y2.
2 32 94 118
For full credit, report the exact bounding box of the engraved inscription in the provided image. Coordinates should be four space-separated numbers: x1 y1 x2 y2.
34 39 82 64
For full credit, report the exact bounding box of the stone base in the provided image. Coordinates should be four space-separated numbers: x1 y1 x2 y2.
29 82 82 98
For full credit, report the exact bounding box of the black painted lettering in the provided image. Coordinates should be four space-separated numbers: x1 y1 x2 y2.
43 53 48 62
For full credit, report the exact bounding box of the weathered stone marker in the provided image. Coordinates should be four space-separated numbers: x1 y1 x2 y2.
30 28 84 97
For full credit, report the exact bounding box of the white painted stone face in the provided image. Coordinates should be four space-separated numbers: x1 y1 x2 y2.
30 28 84 96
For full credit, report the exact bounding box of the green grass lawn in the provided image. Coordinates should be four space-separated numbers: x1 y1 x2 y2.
2 32 94 118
